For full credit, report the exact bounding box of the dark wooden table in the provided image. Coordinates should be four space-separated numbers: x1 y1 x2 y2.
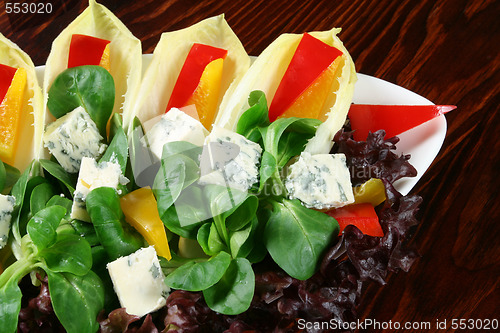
1 0 498 331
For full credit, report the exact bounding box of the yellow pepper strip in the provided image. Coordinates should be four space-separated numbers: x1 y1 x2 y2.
185 57 225 130
353 178 386 206
120 187 171 260
99 43 111 72
0 67 27 164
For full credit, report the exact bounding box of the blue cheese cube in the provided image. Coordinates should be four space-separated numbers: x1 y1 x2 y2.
43 106 107 173
71 157 126 222
285 152 354 209
199 126 262 191
107 246 170 317
0 194 15 249
141 108 209 160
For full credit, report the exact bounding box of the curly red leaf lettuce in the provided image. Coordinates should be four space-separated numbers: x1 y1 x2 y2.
17 275 65 333
333 129 417 187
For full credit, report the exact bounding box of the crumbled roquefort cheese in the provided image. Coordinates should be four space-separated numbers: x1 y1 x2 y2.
0 194 15 249
106 246 170 317
141 108 208 160
71 157 128 222
199 126 262 191
285 152 354 209
43 106 107 173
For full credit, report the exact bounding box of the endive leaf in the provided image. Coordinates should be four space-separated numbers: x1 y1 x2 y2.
43 0 142 132
0 33 44 171
215 28 357 154
131 14 250 131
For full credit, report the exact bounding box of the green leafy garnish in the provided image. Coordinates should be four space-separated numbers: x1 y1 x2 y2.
0 204 102 333
263 199 339 280
47 65 115 137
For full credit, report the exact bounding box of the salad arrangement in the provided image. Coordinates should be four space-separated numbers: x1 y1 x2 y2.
0 1 454 332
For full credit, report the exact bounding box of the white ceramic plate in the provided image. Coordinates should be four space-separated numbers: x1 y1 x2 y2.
36 57 446 196
353 74 447 195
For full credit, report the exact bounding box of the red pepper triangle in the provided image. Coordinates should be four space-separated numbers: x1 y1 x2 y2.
0 64 17 104
68 34 111 68
348 104 457 140
166 43 228 113
268 33 342 122
327 203 384 237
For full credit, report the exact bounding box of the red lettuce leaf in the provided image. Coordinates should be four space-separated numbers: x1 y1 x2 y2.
17 274 65 333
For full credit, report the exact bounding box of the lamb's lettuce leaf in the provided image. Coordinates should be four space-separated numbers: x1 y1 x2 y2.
263 199 338 280
203 257 254 315
47 65 115 136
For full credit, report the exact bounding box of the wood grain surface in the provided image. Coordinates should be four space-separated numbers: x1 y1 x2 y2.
1 0 498 331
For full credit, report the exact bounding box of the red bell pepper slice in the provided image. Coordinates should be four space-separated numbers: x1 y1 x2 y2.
268 33 342 122
166 43 228 113
348 104 456 140
0 64 17 103
326 203 384 237
68 34 111 68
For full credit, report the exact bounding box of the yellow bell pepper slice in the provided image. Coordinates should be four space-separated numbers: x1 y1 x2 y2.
353 178 386 206
0 67 27 164
185 57 225 130
120 187 171 260
276 57 342 122
99 43 111 72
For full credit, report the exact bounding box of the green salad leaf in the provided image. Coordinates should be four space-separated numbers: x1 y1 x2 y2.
10 161 35 243
46 195 73 215
236 90 270 142
26 205 66 250
47 65 115 137
0 278 22 333
0 159 5 192
203 257 254 315
0 161 20 194
40 234 92 275
154 142 204 238
99 124 129 173
264 199 339 280
40 159 76 195
29 182 57 216
262 117 321 167
86 187 143 261
197 222 226 256
47 270 104 333
165 251 232 291
0 194 101 333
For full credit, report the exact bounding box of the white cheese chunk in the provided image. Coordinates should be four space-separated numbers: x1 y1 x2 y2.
107 246 170 317
71 157 125 222
43 106 107 173
199 126 262 191
141 108 209 160
285 152 354 209
0 194 15 249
